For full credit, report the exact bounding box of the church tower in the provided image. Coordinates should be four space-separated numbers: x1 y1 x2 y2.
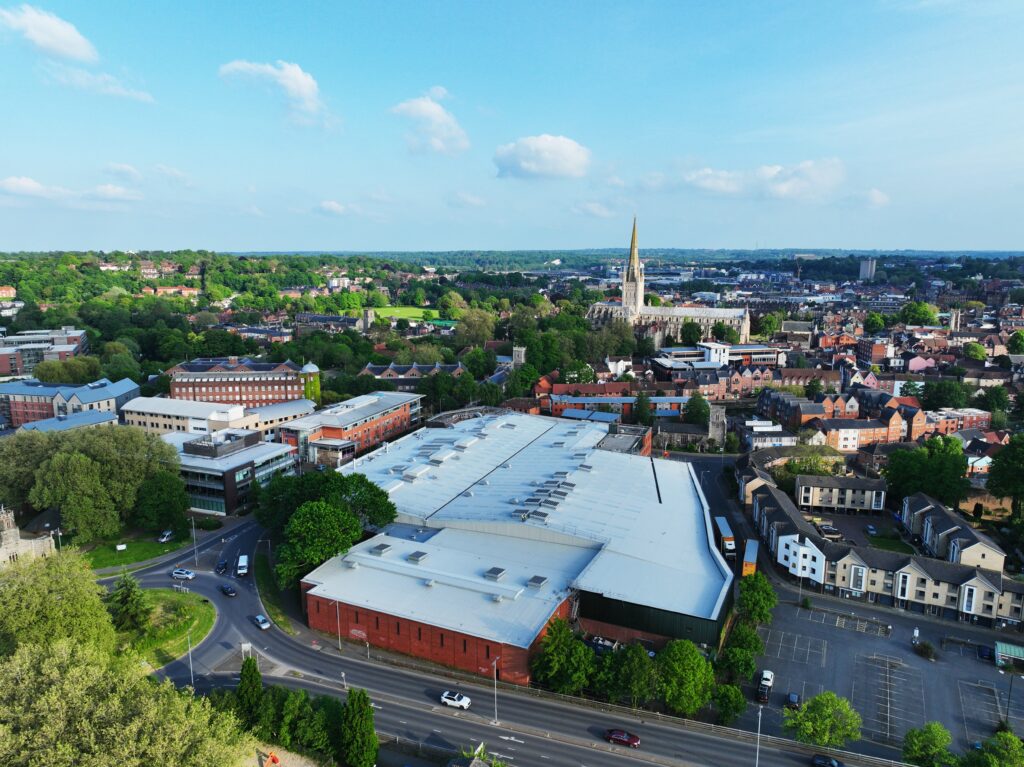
621 217 644 319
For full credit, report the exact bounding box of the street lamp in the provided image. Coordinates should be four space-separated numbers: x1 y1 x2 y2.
187 629 194 690
755 704 763 767
491 657 501 725
341 671 347 690
365 641 370 660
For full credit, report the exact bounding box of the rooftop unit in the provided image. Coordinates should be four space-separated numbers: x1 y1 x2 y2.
407 550 428 564
484 566 506 581
527 574 549 589
370 543 392 557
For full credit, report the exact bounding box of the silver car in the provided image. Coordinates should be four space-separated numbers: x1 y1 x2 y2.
252 614 272 630
170 568 195 580
440 690 471 709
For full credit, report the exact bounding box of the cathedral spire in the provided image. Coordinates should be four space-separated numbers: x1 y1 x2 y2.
627 216 640 280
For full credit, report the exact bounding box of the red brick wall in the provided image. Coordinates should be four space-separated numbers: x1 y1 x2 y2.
578 616 672 651
9 399 56 427
303 591 570 686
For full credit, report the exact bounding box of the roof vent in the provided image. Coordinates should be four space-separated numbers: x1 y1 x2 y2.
407 550 428 564
492 594 504 603
552 441 565 448
462 490 473 497
579 463 594 472
484 566 506 581
527 574 548 589
528 510 549 523
478 479 489 486
370 543 392 557
554 471 569 478
501 463 511 469
423 578 435 587
541 499 560 508
346 560 359 569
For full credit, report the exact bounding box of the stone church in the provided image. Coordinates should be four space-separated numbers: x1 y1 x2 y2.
0 506 54 568
587 220 750 347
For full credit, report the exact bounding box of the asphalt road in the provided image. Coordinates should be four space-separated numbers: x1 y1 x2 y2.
120 513 864 767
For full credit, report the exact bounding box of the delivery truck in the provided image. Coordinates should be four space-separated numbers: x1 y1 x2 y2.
714 516 737 560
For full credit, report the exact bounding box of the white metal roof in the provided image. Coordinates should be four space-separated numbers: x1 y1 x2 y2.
122 396 245 420
314 413 732 629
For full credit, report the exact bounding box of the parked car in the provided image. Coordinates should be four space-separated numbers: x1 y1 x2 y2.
440 691 471 709
220 584 237 597
757 669 774 703
978 645 994 662
817 525 843 541
604 729 640 748
811 757 844 767
157 530 174 543
170 568 195 580
215 559 229 575
252 614 272 630
785 692 802 710
865 524 878 536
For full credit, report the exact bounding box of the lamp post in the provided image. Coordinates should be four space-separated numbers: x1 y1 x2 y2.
191 516 198 567
187 629 195 690
491 657 501 725
1000 671 1024 724
341 671 347 690
365 641 370 660
755 704 763 767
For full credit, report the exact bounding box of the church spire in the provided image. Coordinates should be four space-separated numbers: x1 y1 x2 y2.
626 216 640 280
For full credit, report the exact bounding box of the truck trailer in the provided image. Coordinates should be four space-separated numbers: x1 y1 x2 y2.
714 516 737 560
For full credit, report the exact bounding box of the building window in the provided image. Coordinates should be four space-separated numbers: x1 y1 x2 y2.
440 633 445 648
395 621 400 635
463 639 468 653
375 616 380 630
417 627 422 641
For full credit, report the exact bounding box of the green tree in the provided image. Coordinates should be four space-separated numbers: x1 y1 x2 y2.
899 301 939 326
922 380 968 410
783 691 862 748
865 312 886 334
478 381 505 406
963 342 987 361
132 469 190 534
884 436 968 507
633 391 653 426
29 451 118 543
235 656 263 728
738 572 777 625
803 377 824 399
275 500 362 587
455 308 496 348
901 721 956 767
900 381 922 399
988 434 1024 520
616 643 657 708
103 352 142 382
757 312 782 338
715 647 756 684
0 430 54 508
680 321 703 345
713 684 747 725
724 432 740 453
106 570 152 633
655 639 714 717
0 639 252 767
977 385 1009 414
712 322 741 344
1009 331 1024 356
960 731 1024 767
684 391 710 428
339 688 379 767
728 622 765 656
0 550 115 656
530 618 595 695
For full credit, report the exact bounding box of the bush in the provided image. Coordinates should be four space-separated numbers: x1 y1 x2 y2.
193 517 224 531
913 641 936 660
801 597 812 610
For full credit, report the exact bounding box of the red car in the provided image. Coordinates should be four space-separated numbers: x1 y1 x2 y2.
604 729 640 748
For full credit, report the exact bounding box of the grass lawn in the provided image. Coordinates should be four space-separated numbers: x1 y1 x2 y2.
254 551 298 636
869 534 915 554
84 537 188 569
128 588 216 670
378 305 438 321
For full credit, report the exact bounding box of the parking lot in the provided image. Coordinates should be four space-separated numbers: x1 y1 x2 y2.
757 627 827 667
849 653 927 746
796 606 892 637
958 678 1024 745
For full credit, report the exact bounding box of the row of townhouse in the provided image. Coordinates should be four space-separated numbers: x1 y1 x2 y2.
749 484 1024 628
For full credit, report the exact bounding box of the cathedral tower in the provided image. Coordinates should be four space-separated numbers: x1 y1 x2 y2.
621 217 644 319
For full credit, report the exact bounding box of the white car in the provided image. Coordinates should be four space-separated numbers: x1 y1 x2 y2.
158 530 174 543
170 568 195 580
440 690 471 709
760 670 775 688
252 614 272 631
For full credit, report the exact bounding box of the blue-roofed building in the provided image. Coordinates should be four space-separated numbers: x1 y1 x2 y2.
560 407 621 423
0 377 139 428
19 410 118 433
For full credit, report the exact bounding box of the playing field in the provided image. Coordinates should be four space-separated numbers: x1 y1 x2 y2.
378 306 439 320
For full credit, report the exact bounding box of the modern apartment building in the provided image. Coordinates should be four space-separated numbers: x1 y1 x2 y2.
795 475 887 513
0 378 139 428
0 326 88 375
122 396 315 436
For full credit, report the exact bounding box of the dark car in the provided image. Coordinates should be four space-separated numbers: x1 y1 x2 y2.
812 756 844 767
785 692 802 710
215 559 229 575
978 645 994 661
604 729 640 748
757 684 771 703
220 584 237 597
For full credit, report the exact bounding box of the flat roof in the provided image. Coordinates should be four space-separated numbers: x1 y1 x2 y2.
312 413 732 626
19 410 117 432
246 398 316 420
162 432 295 472
282 392 422 432
123 396 246 420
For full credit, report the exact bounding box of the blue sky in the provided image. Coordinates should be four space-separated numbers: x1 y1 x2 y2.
1 1 1022 252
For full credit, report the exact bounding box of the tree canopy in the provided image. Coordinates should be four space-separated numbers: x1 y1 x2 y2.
783 691 862 748
275 500 363 587
737 572 777 625
901 721 956 767
530 618 595 695
988 434 1024 520
685 391 711 427
656 639 715 717
884 436 968 507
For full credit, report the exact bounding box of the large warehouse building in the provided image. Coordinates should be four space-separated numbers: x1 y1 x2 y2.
301 412 733 685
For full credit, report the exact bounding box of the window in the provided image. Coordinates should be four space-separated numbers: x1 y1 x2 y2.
440 633 445 648
417 627 422 641
485 645 490 659
354 611 359 624
463 639 468 653
375 616 380 630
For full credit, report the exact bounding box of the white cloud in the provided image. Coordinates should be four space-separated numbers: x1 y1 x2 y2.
391 87 469 155
92 183 142 201
0 175 69 199
104 163 142 182
219 59 323 117
450 191 486 208
867 188 891 207
45 62 153 102
318 200 347 216
494 134 591 179
154 164 192 187
0 4 96 62
606 175 626 188
681 158 847 202
572 200 614 219
242 204 265 217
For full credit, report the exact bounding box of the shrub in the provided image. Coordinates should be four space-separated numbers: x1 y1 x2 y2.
913 641 936 660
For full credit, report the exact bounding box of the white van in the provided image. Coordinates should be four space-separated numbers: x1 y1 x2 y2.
236 554 249 576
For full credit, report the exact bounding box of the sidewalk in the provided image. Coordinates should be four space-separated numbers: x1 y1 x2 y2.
93 515 253 576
